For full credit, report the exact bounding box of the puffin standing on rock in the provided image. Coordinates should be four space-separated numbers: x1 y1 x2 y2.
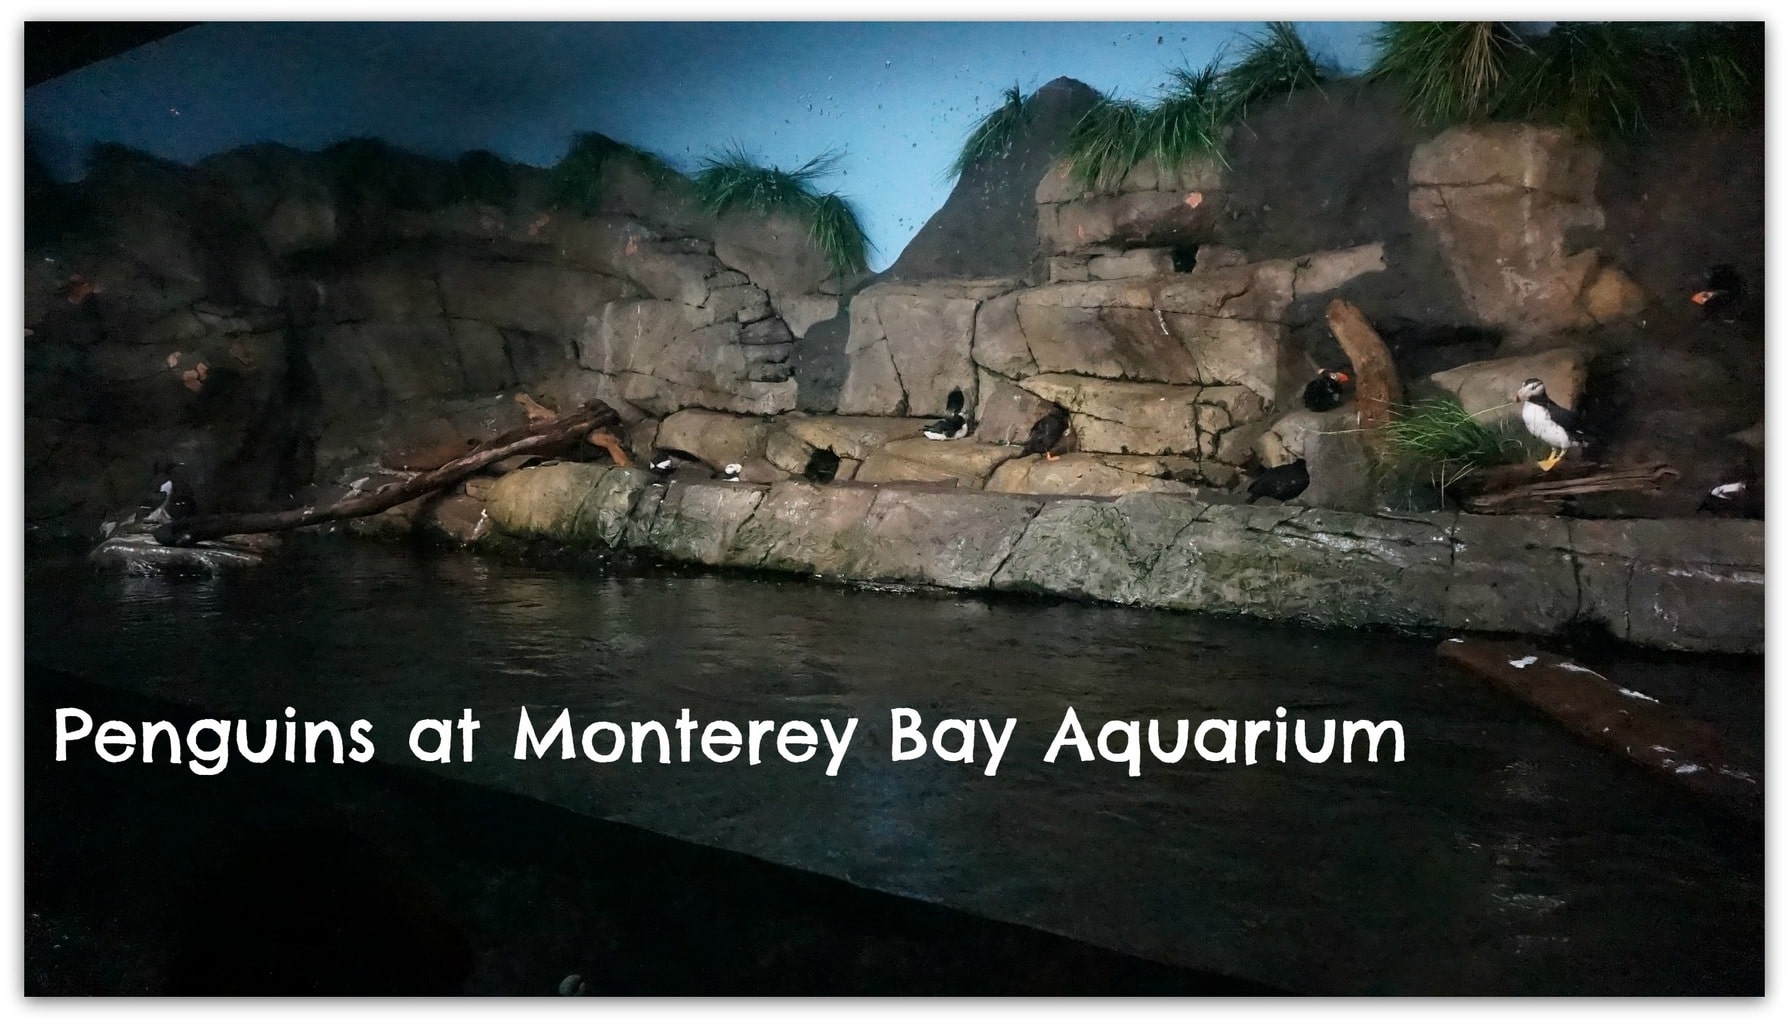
647 448 739 480
139 461 196 524
1246 459 1309 504
1301 369 1351 412
1020 406 1071 461
922 387 972 440
1516 378 1590 473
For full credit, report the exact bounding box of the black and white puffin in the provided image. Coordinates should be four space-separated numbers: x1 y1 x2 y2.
802 447 841 484
1246 459 1308 504
648 448 738 480
922 387 972 440
139 461 196 524
1301 369 1351 412
1019 406 1071 461
1516 378 1589 473
1698 479 1764 518
713 462 743 482
1692 264 1745 324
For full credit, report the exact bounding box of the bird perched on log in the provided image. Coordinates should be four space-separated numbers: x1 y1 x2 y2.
1516 378 1590 473
1301 368 1351 412
1246 459 1309 504
802 448 841 484
1698 479 1764 518
1692 264 1745 324
1020 406 1071 461
922 387 972 440
139 461 196 524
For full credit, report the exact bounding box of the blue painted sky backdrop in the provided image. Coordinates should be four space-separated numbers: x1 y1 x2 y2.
25 21 1383 269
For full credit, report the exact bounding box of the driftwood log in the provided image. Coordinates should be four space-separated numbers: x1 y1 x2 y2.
1324 299 1402 446
1438 638 1761 819
1456 461 1679 515
154 399 622 547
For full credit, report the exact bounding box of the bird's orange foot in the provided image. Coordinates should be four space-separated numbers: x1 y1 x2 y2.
1536 451 1563 473
1044 452 1061 462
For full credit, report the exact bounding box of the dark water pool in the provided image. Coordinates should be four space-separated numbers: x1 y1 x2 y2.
23 538 1764 994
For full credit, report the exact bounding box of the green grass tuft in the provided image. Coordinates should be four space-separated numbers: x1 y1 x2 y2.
1145 61 1229 170
949 84 1030 180
548 132 683 217
1494 22 1661 138
1218 21 1328 122
1065 95 1152 193
320 137 445 211
449 149 517 208
691 146 871 280
1368 22 1529 127
1661 21 1761 123
1382 397 1530 490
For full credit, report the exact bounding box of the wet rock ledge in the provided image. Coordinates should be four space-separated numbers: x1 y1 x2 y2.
482 464 1764 656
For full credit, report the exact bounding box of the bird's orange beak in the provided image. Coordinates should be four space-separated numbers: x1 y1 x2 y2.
1692 290 1717 305
1333 371 1350 384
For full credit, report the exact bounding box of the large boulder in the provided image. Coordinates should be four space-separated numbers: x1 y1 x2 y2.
1426 346 1590 429
779 415 932 461
837 278 1016 416
1018 373 1267 459
855 438 1019 487
1035 155 1227 255
985 453 1199 498
1408 124 1643 339
653 408 773 467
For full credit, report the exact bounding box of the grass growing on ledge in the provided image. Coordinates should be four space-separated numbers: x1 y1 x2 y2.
548 132 683 217
1148 61 1229 170
450 149 517 208
1216 21 1330 122
1494 22 1658 138
1368 22 1529 128
948 84 1030 180
1382 397 1530 491
1064 96 1152 193
691 146 871 279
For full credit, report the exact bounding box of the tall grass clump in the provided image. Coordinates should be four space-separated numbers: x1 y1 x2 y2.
949 84 1030 180
1381 396 1530 490
449 149 517 207
1217 21 1329 122
1368 22 1529 127
320 137 446 211
1064 95 1152 193
1659 21 1761 122
548 132 682 217
691 146 870 279
1494 22 1661 138
1147 61 1229 169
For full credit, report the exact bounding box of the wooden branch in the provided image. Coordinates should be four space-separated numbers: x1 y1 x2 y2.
1439 638 1761 819
1461 461 1678 515
1324 299 1402 447
154 400 621 546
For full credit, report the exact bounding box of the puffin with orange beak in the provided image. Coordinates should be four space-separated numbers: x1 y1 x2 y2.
1302 368 1351 412
1516 378 1589 473
1692 264 1745 324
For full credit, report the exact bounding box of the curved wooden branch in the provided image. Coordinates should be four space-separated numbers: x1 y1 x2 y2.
154 400 621 546
1325 299 1402 449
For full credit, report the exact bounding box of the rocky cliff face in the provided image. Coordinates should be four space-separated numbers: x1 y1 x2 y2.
25 79 1763 538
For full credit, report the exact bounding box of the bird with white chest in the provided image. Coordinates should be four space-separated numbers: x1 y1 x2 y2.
1515 378 1589 473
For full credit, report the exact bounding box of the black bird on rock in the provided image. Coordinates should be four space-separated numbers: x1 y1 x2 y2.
1301 368 1351 412
922 387 972 440
1020 406 1071 461
1698 479 1764 518
139 461 196 524
802 447 842 484
1246 459 1309 504
1692 264 1745 324
648 448 739 480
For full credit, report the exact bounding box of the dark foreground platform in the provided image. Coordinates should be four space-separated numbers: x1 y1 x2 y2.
25 664 1286 996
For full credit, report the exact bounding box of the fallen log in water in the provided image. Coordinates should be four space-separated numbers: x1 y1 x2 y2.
1437 637 1761 818
154 399 622 547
